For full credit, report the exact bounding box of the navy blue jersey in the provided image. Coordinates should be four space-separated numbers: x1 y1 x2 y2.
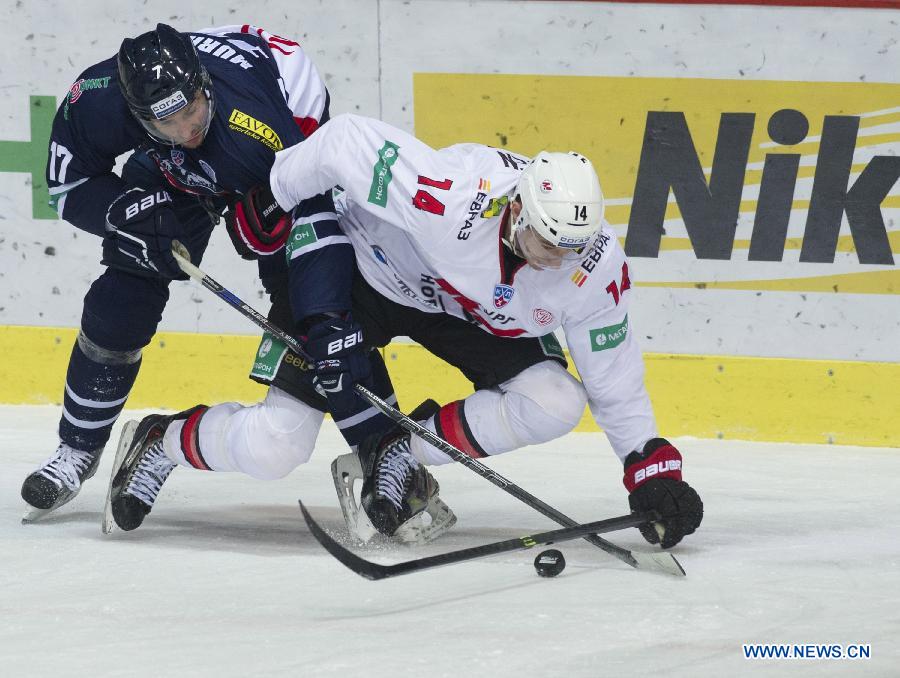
47 24 351 319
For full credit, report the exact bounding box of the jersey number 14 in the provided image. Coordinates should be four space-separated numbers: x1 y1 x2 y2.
606 263 632 305
412 175 453 216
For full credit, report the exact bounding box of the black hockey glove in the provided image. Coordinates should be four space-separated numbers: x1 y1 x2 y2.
103 188 186 279
225 184 292 259
304 315 372 415
623 438 703 549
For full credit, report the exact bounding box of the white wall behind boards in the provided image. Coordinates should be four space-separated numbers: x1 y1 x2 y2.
1 0 897 362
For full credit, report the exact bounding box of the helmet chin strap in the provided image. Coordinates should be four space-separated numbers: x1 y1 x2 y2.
500 198 523 257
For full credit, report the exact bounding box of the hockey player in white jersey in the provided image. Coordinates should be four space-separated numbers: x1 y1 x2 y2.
108 114 702 549
267 114 702 548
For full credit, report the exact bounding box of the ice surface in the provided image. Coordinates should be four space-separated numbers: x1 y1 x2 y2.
1 405 897 677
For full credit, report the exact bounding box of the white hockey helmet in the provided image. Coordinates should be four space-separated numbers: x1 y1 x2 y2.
512 151 605 250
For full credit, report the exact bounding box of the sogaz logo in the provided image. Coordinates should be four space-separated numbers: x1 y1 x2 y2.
151 91 188 119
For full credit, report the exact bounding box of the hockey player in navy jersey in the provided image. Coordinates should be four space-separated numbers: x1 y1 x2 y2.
20 23 398 521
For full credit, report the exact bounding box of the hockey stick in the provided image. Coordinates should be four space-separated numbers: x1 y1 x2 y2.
171 242 685 577
299 500 661 580
171 241 312 369
352 385 684 576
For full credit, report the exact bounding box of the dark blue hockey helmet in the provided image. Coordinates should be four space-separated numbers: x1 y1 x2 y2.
117 23 214 145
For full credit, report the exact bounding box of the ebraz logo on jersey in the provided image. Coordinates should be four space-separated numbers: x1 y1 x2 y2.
570 231 611 287
457 190 488 240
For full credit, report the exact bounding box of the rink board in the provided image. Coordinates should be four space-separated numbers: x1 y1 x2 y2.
1 325 895 448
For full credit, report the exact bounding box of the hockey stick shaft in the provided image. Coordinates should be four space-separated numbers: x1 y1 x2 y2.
299 500 655 580
172 241 313 368
171 243 684 576
353 385 672 571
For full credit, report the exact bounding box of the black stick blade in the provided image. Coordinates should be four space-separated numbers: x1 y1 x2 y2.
299 500 391 580
299 501 675 580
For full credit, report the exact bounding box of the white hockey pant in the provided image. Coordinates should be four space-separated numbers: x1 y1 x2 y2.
410 360 588 465
162 386 324 480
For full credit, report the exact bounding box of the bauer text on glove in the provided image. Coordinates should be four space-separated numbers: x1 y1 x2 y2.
623 438 703 549
225 184 292 259
103 188 186 279
304 315 372 414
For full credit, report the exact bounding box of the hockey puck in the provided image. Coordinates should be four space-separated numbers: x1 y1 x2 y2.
533 549 566 577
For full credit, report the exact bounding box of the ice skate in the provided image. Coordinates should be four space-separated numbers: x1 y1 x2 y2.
21 443 103 523
332 400 456 544
103 415 177 533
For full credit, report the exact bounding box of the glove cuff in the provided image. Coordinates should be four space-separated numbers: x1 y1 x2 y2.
233 201 290 253
623 438 683 493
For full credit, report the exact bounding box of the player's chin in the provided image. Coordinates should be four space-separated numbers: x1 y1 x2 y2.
181 131 207 149
527 257 567 271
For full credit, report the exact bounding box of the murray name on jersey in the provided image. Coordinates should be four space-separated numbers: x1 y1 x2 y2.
47 25 327 236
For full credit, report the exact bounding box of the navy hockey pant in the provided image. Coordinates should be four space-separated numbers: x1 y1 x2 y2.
58 153 217 452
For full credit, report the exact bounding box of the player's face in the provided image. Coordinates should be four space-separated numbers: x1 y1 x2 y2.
145 91 213 148
509 199 580 270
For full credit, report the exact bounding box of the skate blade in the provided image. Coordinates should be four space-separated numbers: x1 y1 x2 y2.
22 485 84 524
22 507 55 524
331 453 457 545
330 453 378 544
102 420 139 535
393 496 457 545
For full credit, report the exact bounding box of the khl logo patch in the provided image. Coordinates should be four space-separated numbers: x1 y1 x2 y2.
493 284 514 308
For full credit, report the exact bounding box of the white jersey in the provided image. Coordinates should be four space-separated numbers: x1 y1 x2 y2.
197 24 328 134
270 114 657 458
